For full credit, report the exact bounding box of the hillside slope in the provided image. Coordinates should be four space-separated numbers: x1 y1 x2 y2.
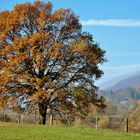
100 72 140 91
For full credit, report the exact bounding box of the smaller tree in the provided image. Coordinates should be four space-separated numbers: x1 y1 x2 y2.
98 116 109 128
0 96 8 122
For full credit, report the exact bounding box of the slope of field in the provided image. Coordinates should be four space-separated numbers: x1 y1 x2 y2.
0 123 140 140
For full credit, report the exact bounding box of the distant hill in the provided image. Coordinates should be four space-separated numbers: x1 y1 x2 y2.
99 87 140 104
100 72 140 91
98 72 140 104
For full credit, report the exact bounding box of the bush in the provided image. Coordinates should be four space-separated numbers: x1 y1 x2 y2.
0 113 12 122
98 116 109 128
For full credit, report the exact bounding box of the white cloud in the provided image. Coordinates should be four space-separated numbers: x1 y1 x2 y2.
109 52 140 57
103 64 140 71
101 64 140 78
81 19 140 27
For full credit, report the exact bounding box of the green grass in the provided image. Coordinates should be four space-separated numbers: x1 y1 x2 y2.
0 123 140 140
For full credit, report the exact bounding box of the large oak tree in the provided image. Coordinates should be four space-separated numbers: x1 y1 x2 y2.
0 1 106 124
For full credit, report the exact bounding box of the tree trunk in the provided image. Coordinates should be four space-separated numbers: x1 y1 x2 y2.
34 113 37 124
38 103 47 125
41 114 46 125
17 114 21 124
3 109 6 122
4 113 6 122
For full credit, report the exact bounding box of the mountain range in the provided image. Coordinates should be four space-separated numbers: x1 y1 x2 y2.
99 72 140 91
98 71 140 104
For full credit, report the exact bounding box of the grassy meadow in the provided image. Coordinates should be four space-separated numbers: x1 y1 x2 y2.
0 123 140 140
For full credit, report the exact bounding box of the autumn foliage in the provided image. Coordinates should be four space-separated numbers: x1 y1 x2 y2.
0 1 106 124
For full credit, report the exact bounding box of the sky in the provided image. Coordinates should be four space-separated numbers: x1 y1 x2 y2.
0 0 140 85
